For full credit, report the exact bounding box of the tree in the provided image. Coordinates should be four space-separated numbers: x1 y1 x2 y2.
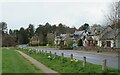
35 24 46 45
34 22 77 46
106 1 120 28
78 23 89 31
57 23 67 34
26 24 35 38
18 27 29 44
44 22 52 33
9 29 13 35
0 22 18 47
68 27 77 34
2 34 17 47
0 22 7 34
65 35 73 48
51 25 57 33
47 33 55 46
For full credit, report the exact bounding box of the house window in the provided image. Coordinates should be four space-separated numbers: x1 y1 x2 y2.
95 41 98 44
106 41 111 47
102 41 105 47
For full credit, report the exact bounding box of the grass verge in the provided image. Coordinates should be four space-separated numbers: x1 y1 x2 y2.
33 46 53 48
0 47 2 75
2 47 43 73
19 48 120 75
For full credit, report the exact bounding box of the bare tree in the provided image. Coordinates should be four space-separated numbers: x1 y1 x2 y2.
105 1 120 28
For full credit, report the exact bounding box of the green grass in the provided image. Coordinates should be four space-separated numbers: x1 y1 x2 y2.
19 48 120 74
0 47 2 74
33 46 52 48
2 47 43 73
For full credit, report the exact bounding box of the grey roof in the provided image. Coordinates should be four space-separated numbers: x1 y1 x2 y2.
74 31 84 35
86 36 93 40
74 31 84 39
100 29 118 40
91 26 105 32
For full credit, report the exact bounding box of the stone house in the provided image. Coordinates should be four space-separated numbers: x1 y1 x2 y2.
54 34 72 46
93 25 120 48
99 28 116 48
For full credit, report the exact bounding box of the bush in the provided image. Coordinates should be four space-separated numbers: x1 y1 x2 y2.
2 35 17 47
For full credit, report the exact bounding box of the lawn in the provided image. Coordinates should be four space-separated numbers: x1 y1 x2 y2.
34 46 50 48
2 48 43 73
19 48 120 74
0 47 2 74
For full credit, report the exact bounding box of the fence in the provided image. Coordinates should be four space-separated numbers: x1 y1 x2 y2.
26 48 108 71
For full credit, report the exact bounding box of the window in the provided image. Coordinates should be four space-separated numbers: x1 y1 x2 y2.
106 41 111 47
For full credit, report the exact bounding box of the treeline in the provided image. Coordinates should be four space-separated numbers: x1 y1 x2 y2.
1 22 77 47
1 22 17 47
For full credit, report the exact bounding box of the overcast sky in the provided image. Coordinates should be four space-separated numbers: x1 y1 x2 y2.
0 0 118 30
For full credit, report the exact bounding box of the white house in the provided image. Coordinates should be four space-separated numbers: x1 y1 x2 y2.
54 34 71 46
96 26 120 48
73 28 94 47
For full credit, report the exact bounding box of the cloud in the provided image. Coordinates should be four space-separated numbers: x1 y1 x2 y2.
0 0 116 2
1 1 115 30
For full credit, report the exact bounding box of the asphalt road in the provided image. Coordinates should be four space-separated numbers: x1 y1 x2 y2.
19 45 119 69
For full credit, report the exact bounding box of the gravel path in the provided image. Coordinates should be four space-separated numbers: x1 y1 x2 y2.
17 50 60 75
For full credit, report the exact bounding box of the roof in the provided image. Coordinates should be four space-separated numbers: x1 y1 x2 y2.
74 31 84 35
100 28 119 40
86 36 93 40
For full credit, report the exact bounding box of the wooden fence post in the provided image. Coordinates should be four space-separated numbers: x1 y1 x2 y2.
61 53 64 62
42 50 44 53
53 52 57 59
83 56 86 67
70 54 73 63
70 54 73 59
49 51 51 55
39 50 41 54
102 59 107 71
36 49 38 54
45 50 47 55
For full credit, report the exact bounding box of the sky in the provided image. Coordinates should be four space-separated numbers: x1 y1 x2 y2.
0 0 118 30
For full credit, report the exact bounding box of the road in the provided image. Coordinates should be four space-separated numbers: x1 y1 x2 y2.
21 46 120 69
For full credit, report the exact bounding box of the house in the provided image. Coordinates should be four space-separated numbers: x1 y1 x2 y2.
96 25 120 48
72 28 94 48
115 29 120 48
54 25 120 49
99 28 116 47
83 29 94 47
30 35 39 46
91 25 106 47
73 30 84 40
54 34 71 46
54 34 63 45
71 30 84 46
54 33 74 49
